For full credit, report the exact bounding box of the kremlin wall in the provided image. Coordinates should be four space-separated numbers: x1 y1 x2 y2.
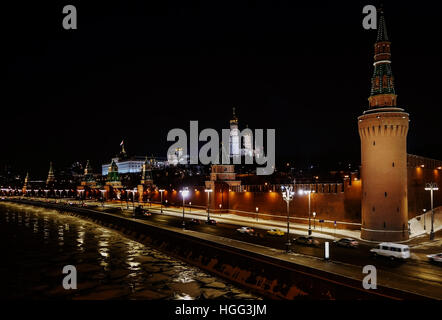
140 154 441 234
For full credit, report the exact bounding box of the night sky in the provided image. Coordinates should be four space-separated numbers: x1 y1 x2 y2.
4 0 442 176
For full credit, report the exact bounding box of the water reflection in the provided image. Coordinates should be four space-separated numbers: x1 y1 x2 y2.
0 203 260 300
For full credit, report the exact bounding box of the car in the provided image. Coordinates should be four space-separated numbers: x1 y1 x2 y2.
187 219 201 225
143 210 152 217
427 253 442 264
236 226 255 235
267 229 285 236
335 238 359 248
370 242 410 260
134 206 150 217
205 219 217 225
294 236 320 246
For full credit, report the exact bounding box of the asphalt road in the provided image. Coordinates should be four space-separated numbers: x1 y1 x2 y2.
124 208 442 286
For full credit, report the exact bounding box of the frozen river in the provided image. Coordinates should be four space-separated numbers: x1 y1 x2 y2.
0 203 259 300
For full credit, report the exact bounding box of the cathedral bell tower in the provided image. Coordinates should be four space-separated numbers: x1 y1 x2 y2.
358 9 410 241
229 107 240 157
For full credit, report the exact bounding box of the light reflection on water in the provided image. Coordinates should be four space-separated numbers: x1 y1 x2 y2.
0 203 259 300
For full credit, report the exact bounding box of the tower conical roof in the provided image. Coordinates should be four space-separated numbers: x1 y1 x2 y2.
46 162 55 185
368 8 397 108
376 8 389 42
230 107 238 124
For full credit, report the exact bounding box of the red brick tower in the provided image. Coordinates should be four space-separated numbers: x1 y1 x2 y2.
358 9 410 241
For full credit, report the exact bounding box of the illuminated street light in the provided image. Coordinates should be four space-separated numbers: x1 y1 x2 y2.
313 211 316 229
205 189 213 221
299 189 315 235
180 188 189 228
100 189 106 207
132 188 137 213
425 182 439 240
281 185 295 253
159 189 165 213
125 189 131 210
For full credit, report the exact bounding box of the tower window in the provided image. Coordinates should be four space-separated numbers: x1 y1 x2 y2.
385 192 387 197
392 162 395 167
383 222 386 229
372 206 375 212
373 141 376 146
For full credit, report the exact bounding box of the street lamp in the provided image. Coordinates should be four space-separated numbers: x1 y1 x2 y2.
425 183 439 240
125 189 131 210
132 188 137 213
100 189 106 207
313 211 316 229
299 189 314 235
281 185 295 253
189 202 192 214
180 188 189 228
159 189 165 213
255 207 259 221
205 189 213 221
423 209 427 231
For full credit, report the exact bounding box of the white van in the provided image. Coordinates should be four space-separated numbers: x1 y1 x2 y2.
370 242 410 260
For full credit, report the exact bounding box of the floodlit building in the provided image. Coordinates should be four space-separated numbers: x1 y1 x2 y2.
102 142 166 175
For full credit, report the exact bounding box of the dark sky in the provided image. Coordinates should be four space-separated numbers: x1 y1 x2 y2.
4 0 442 176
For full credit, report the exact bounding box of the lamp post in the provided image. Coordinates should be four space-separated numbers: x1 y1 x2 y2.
423 209 427 231
313 211 316 229
282 185 295 253
189 202 192 214
255 207 259 222
100 189 106 207
299 189 314 235
132 188 137 214
125 189 131 210
159 189 165 213
425 183 439 240
205 189 212 221
180 188 189 228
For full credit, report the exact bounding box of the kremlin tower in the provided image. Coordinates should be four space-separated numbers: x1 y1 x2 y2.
229 107 240 157
358 9 410 241
22 172 30 194
46 162 56 187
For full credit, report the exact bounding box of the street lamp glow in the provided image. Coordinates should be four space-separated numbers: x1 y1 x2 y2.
180 188 190 228
299 189 314 235
204 189 213 221
159 189 165 213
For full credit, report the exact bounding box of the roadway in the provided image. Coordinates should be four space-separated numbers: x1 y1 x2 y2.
91 202 442 288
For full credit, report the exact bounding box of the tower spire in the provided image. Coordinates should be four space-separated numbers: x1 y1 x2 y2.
376 6 389 42
231 107 238 123
46 162 55 186
368 7 397 108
